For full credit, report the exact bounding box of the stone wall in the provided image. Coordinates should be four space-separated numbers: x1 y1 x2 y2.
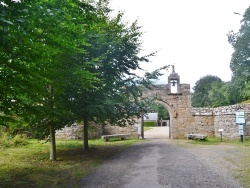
55 123 103 140
188 104 250 139
189 108 215 137
55 103 250 140
213 104 250 139
55 122 139 140
103 124 139 138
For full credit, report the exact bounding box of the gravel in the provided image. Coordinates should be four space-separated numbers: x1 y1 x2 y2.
79 127 243 188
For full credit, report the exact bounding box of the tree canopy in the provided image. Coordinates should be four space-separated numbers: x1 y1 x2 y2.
191 75 222 107
228 6 250 102
0 0 165 158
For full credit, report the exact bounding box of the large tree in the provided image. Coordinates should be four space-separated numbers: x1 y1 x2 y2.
0 0 98 160
191 75 222 107
228 6 250 102
63 1 164 150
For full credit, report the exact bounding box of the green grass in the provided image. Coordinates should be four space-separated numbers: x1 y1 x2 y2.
144 121 157 127
0 138 141 188
184 136 250 145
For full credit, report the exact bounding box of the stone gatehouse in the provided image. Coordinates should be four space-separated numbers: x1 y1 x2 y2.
144 65 250 139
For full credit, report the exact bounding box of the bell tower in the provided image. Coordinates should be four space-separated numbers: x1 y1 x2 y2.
168 65 180 94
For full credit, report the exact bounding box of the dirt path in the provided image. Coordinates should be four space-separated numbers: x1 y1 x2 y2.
80 127 243 188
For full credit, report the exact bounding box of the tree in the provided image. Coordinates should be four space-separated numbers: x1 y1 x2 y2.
63 1 162 150
191 75 222 107
228 6 250 102
208 81 230 107
147 103 169 120
241 81 250 100
0 0 98 160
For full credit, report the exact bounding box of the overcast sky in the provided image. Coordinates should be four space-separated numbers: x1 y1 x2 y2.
110 0 250 89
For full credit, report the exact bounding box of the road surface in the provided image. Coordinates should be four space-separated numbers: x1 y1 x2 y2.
80 127 241 188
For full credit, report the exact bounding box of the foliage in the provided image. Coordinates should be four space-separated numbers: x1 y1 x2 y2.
61 1 165 150
241 81 250 100
228 6 250 102
191 75 222 107
0 126 28 148
0 0 165 156
208 81 230 107
144 102 169 120
0 0 100 159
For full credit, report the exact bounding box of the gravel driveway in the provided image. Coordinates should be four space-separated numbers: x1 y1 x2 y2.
80 127 242 188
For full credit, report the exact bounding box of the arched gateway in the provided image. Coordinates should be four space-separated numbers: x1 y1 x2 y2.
143 65 192 139
143 65 250 140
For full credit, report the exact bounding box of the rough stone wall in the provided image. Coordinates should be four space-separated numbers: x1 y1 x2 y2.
189 108 215 136
55 122 139 140
213 104 250 139
103 124 139 138
56 124 83 140
55 123 103 140
188 104 250 139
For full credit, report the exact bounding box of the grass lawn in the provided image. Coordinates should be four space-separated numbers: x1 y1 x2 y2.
0 138 141 188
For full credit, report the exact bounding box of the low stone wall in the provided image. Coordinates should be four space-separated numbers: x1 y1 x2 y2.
55 123 103 140
56 104 250 140
189 108 215 137
190 104 250 139
213 104 250 139
56 124 83 140
103 124 139 138
55 122 139 140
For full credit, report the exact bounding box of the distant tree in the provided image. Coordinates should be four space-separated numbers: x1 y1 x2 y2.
191 75 222 107
208 81 230 107
228 6 250 102
241 82 250 100
148 103 169 120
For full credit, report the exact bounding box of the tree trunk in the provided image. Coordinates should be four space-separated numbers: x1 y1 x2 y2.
141 114 144 139
49 124 56 160
83 115 89 150
47 84 56 160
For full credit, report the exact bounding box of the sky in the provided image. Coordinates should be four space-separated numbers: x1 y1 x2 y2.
110 0 250 89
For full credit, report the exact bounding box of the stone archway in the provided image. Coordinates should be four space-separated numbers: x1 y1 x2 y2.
143 65 192 139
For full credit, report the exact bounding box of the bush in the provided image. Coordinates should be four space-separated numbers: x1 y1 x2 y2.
0 126 28 148
13 134 28 147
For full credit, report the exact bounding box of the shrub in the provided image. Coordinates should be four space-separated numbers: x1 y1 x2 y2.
0 126 28 148
13 134 28 147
